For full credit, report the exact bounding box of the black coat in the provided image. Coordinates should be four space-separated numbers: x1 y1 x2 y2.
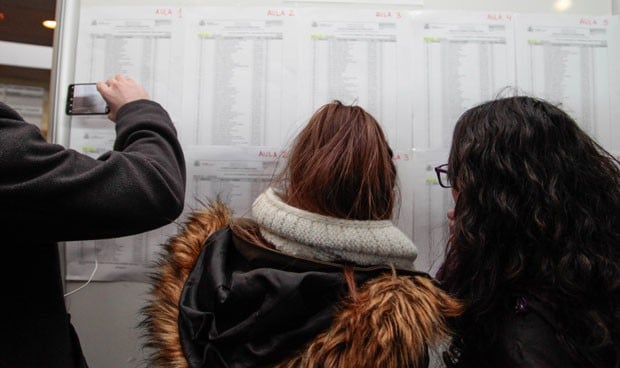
178 227 393 367
0 100 186 367
445 296 581 368
142 202 462 368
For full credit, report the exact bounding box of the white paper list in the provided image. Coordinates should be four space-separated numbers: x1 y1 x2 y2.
74 6 182 113
180 7 297 147
62 6 619 281
411 12 516 150
397 149 452 274
184 146 283 217
65 223 176 282
0 84 45 129
296 9 414 150
66 5 185 281
515 15 619 150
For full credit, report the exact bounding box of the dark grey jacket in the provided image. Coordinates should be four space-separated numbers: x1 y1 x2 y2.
0 100 186 367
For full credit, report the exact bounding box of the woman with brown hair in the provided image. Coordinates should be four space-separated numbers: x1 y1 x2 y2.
142 101 461 368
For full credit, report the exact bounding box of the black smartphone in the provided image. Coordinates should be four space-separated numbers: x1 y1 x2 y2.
66 83 110 115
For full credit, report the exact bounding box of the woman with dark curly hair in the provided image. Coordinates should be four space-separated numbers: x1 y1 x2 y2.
436 96 620 368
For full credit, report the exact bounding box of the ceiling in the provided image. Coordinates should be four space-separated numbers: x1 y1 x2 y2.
0 0 57 47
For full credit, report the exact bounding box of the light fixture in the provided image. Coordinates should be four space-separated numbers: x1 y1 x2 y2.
553 0 573 12
42 20 57 29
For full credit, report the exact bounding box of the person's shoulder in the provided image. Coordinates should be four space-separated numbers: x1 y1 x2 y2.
496 296 578 368
0 102 23 120
0 103 46 151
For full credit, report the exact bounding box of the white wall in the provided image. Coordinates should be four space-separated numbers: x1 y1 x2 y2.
55 1 615 367
0 41 52 69
64 282 150 368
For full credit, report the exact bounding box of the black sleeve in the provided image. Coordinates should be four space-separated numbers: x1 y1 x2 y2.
0 100 186 242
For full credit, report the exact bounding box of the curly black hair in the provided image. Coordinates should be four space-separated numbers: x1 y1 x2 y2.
440 96 620 367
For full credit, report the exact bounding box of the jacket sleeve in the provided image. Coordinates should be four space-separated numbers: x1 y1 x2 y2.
0 100 186 242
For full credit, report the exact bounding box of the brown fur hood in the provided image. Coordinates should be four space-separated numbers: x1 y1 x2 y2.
141 201 461 368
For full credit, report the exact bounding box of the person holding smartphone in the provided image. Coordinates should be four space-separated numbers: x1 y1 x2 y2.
0 74 186 368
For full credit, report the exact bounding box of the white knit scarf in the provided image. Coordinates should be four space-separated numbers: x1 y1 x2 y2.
251 188 418 270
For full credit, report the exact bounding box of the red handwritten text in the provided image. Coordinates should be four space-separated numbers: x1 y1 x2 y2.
376 11 402 18
258 150 288 159
487 13 512 21
392 153 410 161
267 9 295 17
579 18 601 25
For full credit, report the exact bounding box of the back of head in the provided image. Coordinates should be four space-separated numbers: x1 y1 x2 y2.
279 101 396 220
447 96 620 262
442 96 620 367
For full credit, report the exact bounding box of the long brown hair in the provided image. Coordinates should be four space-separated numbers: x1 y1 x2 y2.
276 101 397 220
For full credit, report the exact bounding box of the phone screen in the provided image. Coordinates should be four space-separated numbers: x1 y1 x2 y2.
66 83 109 115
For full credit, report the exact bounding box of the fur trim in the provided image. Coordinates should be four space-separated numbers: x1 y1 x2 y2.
141 201 461 368
140 200 232 368
275 273 462 368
